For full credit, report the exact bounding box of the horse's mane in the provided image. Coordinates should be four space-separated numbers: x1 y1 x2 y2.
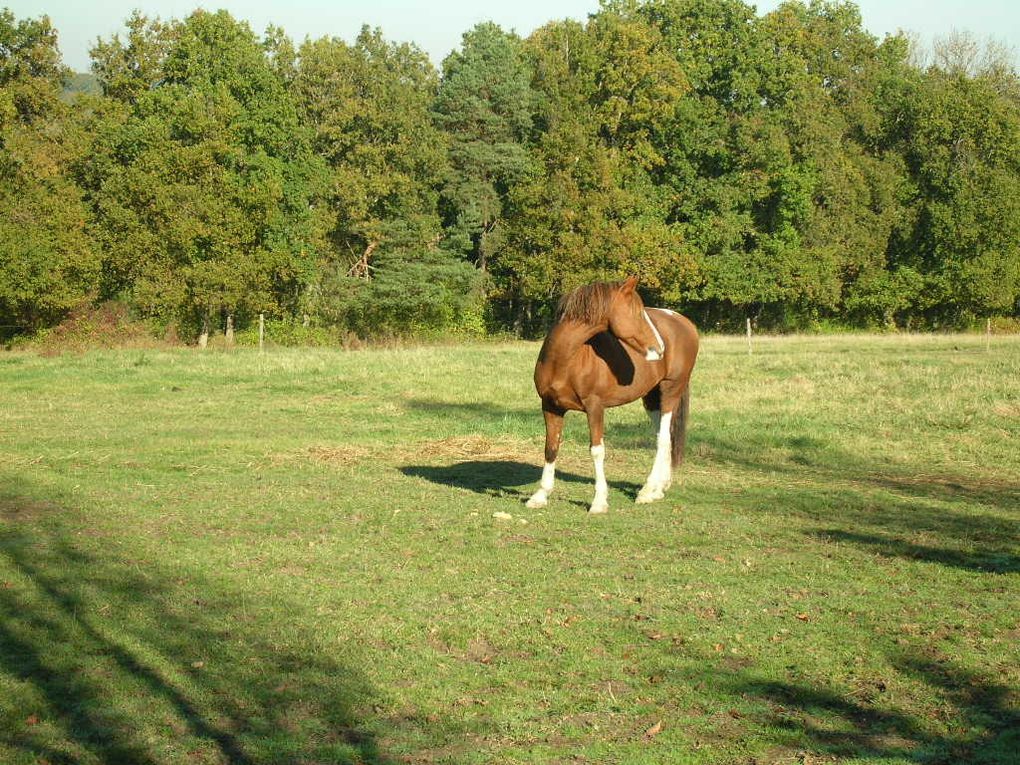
556 280 639 325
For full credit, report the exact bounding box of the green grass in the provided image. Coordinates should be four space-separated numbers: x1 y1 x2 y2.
0 334 1017 764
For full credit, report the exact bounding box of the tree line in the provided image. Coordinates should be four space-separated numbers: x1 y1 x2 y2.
2 0 1019 342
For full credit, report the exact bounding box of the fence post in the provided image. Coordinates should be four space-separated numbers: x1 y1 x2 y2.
746 318 753 355
198 312 209 349
259 313 265 352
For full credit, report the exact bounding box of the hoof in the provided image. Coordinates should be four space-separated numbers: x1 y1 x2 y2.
526 495 548 509
636 487 665 504
588 502 609 514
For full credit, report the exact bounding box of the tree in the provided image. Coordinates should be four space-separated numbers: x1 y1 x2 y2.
83 10 326 339
890 60 1020 324
0 10 100 335
90 11 175 105
289 27 481 336
290 27 447 275
498 11 695 332
434 23 538 274
756 1 918 326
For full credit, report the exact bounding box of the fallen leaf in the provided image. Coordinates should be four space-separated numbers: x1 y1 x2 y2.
492 511 513 521
644 720 663 738
191 661 205 669
796 613 810 622
25 715 39 726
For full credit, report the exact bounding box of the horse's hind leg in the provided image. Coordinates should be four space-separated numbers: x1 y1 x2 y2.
642 388 662 436
527 405 564 508
637 386 676 504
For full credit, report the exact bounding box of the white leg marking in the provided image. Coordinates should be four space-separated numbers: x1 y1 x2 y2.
589 443 609 514
526 461 556 508
637 411 673 504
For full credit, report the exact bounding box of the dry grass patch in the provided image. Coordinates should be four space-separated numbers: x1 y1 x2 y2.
402 434 536 463
306 444 372 466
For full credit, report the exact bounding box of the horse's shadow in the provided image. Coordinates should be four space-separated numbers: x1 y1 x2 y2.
399 460 641 505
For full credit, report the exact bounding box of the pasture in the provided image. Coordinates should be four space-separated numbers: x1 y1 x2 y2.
0 335 1017 764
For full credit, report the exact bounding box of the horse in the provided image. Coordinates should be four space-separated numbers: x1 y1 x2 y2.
526 276 699 513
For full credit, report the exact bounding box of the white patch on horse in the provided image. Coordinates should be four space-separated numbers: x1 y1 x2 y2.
643 310 665 361
589 443 609 513
637 411 672 504
526 462 556 508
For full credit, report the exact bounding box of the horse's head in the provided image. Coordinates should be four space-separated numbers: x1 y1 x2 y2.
609 276 664 362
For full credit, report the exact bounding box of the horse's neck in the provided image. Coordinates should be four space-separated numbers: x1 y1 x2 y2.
542 319 605 365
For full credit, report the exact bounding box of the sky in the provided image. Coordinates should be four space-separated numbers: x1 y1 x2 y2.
7 0 1019 73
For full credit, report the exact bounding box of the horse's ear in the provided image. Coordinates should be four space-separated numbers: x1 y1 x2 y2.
621 275 639 294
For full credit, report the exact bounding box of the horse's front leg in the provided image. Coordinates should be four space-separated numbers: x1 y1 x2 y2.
585 403 609 514
527 405 564 508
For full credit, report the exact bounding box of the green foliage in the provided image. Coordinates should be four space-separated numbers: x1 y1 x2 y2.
0 10 100 335
2 2 1020 341
81 10 325 338
89 11 175 105
290 27 447 271
889 65 1020 323
234 316 337 347
305 249 484 337
434 23 538 272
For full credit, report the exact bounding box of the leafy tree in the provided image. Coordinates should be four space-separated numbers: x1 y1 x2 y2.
83 10 326 337
434 22 538 274
637 0 804 323
890 61 1020 324
0 10 100 334
757 1 918 326
498 11 694 331
289 27 482 336
5 1 1020 339
90 11 175 105
290 27 447 273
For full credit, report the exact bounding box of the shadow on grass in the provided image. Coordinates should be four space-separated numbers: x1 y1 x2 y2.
810 529 1020 574
695 430 1020 515
721 650 1020 764
0 491 419 765
690 430 1020 575
399 460 642 503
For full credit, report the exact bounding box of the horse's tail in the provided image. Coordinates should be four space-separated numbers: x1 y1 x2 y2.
670 384 690 469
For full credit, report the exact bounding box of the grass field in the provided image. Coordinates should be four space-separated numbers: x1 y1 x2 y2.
0 334 1018 764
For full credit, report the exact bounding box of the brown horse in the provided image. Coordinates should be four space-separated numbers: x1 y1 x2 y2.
526 276 699 513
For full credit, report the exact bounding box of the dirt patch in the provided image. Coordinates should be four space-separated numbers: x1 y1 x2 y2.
0 495 61 522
